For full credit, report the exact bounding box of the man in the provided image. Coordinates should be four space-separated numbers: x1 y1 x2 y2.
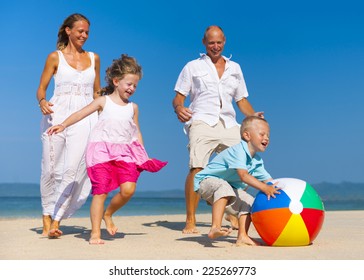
173 25 263 233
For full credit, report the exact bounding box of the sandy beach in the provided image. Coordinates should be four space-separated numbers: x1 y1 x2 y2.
0 210 363 260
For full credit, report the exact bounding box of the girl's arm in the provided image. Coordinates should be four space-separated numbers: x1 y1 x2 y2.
93 53 101 99
48 96 105 135
132 103 144 146
36 52 58 115
236 169 280 200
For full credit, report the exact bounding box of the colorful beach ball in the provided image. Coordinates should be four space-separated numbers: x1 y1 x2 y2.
251 178 325 246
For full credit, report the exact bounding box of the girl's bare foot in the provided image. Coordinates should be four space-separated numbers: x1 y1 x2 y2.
42 215 52 236
89 232 105 245
103 213 118 236
208 227 232 239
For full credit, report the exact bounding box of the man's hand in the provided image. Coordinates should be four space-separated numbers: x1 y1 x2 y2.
175 105 193 123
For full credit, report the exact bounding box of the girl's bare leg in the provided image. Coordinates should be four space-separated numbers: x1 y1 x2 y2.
103 182 136 236
89 193 107 245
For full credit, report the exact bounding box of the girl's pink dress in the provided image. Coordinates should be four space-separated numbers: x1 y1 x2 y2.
86 96 167 195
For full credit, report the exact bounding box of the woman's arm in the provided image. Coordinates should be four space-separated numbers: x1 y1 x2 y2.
36 52 58 115
93 53 101 99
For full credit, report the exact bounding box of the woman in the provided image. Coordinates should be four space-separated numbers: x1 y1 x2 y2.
36 13 100 238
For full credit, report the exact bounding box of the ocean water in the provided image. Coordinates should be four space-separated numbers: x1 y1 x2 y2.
0 183 363 218
0 196 212 218
1 196 364 219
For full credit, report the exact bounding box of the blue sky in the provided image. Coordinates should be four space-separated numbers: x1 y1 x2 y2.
0 0 363 191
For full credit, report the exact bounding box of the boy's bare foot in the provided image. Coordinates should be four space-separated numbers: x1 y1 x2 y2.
208 227 232 239
224 214 239 230
236 236 261 246
103 214 118 236
89 233 105 245
42 215 52 236
48 228 63 239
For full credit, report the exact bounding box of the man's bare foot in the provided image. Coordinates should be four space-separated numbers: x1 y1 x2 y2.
236 236 261 246
48 228 63 238
182 221 199 234
42 215 52 236
208 227 232 239
103 214 118 236
89 232 105 245
224 214 239 230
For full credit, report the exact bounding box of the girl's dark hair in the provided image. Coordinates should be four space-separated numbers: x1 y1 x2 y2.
99 54 142 95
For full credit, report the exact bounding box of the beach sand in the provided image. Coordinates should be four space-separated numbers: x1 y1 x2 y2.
0 210 363 260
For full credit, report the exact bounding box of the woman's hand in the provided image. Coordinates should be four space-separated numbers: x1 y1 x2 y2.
39 99 54 115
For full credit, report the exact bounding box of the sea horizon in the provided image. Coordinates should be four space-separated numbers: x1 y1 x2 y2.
1 182 364 218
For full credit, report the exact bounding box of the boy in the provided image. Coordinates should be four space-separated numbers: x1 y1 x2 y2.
194 116 280 246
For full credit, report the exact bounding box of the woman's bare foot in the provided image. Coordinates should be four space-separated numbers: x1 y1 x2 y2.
103 213 118 236
208 227 232 239
42 215 52 236
48 228 63 238
224 214 239 230
236 236 261 246
48 220 62 238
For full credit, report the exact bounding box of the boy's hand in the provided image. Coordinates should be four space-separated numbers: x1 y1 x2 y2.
263 181 281 200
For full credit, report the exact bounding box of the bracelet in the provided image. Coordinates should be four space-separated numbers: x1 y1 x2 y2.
38 98 45 105
59 123 66 129
174 104 182 112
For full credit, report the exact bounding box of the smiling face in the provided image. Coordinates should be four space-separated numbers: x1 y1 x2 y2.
66 20 89 49
202 26 225 62
113 74 140 102
242 118 270 156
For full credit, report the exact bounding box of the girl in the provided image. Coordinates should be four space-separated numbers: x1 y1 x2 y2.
47 54 167 244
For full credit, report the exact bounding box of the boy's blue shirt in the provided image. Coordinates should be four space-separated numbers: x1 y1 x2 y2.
194 140 271 191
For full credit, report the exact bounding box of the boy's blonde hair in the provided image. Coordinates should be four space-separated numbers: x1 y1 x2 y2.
240 116 269 139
